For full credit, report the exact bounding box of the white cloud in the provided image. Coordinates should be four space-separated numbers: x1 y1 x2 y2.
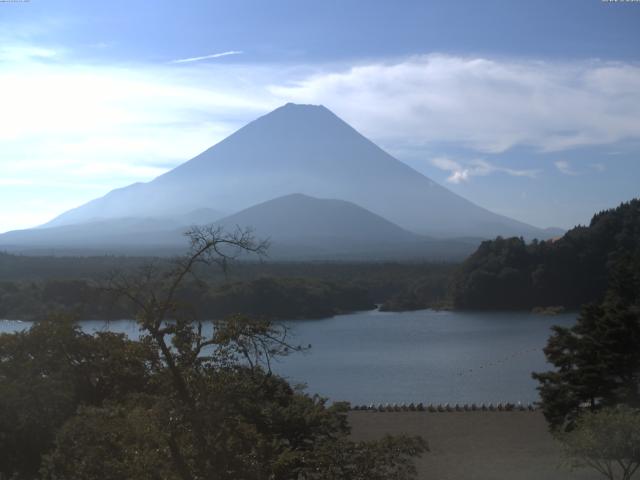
554 160 579 176
430 157 538 184
0 60 279 170
0 49 283 231
270 55 640 153
430 157 460 172
0 44 60 63
170 50 243 64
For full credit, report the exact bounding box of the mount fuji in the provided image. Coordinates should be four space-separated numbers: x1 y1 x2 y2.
1 103 556 257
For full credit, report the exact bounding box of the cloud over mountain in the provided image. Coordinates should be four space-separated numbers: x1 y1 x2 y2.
430 157 538 184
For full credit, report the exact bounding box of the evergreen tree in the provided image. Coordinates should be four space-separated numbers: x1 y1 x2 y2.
533 257 640 430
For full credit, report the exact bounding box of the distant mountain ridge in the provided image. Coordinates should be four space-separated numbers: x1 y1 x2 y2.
41 103 551 239
0 194 481 260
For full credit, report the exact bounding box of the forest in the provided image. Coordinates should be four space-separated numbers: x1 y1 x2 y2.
449 199 640 310
0 253 454 321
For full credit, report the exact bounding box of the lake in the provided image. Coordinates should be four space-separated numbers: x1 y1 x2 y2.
0 309 575 405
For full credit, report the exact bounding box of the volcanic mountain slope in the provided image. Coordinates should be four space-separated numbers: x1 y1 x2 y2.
0 208 222 254
40 103 550 239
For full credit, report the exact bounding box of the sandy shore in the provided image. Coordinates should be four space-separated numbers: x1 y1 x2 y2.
349 411 601 480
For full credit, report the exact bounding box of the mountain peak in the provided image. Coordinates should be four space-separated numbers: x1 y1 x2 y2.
280 102 328 111
264 102 336 123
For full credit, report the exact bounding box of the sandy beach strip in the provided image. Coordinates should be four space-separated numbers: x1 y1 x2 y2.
349 411 601 480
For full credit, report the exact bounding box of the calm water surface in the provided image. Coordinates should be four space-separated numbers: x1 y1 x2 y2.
0 309 575 405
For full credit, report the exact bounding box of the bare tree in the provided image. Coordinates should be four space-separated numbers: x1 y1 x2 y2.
105 225 304 480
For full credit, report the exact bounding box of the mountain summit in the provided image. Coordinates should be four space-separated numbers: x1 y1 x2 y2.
43 103 545 238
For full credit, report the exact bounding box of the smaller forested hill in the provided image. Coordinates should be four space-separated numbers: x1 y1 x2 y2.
449 199 640 310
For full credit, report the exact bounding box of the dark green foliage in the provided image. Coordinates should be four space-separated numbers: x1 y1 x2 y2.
305 434 428 480
40 401 175 480
450 199 640 310
203 277 374 319
0 260 454 320
0 279 132 320
0 318 156 479
380 273 451 311
1 320 427 479
533 256 640 431
0 277 374 321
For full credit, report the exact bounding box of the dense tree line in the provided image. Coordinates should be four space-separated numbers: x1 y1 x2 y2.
202 277 374 319
0 255 455 320
449 199 640 310
0 277 374 321
0 252 454 287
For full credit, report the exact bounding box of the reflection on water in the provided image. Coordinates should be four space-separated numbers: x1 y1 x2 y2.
0 309 575 404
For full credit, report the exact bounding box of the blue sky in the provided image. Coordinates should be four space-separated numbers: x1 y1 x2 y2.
1 0 639 232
